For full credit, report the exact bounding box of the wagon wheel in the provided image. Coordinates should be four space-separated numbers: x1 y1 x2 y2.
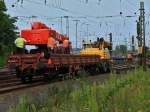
20 70 27 83
74 70 79 77
28 75 33 82
44 70 58 81
15 67 21 78
43 73 49 81
28 69 34 82
49 70 58 80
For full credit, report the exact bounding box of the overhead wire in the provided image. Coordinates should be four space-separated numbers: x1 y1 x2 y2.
123 0 138 15
9 0 141 42
11 0 139 22
75 0 102 5
24 0 69 12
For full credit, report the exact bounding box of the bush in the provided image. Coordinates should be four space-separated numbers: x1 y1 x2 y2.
0 43 13 66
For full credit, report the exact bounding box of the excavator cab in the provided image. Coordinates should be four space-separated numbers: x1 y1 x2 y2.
82 42 96 49
80 39 111 59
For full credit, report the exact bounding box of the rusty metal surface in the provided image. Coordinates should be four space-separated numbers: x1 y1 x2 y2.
8 54 101 70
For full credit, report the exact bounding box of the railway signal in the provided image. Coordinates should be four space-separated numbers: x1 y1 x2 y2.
131 35 135 52
109 33 112 58
64 16 69 38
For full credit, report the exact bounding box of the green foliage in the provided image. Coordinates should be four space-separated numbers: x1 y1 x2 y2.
115 45 127 56
0 56 6 66
0 43 14 66
0 1 17 46
8 70 150 112
147 49 150 57
0 1 16 66
0 1 6 11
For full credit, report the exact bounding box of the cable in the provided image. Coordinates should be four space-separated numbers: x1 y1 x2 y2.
24 0 69 12
8 0 141 40
124 0 138 13
12 0 139 22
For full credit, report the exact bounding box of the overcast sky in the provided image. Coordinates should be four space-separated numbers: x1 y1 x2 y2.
4 0 150 48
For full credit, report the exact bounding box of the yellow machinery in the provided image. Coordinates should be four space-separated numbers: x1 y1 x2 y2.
80 40 111 60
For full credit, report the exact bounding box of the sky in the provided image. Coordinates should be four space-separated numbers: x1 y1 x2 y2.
4 0 150 49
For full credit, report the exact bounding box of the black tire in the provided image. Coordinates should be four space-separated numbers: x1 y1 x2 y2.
90 65 98 75
102 62 110 73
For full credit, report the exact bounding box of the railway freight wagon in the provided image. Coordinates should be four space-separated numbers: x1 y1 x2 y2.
8 22 111 83
8 54 110 83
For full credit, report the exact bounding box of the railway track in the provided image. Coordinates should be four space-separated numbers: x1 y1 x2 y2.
0 62 141 95
0 66 85 94
112 63 137 74
0 67 99 94
0 67 47 94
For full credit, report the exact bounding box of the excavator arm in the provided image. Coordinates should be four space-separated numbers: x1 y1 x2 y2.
103 41 112 50
96 41 111 50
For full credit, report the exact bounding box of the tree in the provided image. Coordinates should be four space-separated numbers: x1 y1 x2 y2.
120 45 127 55
115 45 127 56
0 1 17 47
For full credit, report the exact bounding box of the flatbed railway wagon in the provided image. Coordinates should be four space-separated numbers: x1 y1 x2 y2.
7 22 111 83
8 54 110 83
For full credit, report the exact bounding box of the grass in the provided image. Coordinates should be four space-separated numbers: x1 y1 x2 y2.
0 55 7 67
8 70 150 112
0 44 13 67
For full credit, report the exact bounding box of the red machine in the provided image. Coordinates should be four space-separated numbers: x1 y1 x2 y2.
31 22 49 29
21 29 51 45
21 22 68 52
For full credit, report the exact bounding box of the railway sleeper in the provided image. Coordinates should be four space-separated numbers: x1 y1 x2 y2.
112 66 128 74
20 68 34 83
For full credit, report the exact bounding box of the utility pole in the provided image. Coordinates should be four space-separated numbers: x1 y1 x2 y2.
79 31 82 48
64 16 69 38
86 23 89 41
45 0 47 5
125 38 128 54
140 1 147 71
73 20 80 49
109 33 113 58
137 17 143 66
131 35 135 52
60 16 63 34
149 39 150 49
